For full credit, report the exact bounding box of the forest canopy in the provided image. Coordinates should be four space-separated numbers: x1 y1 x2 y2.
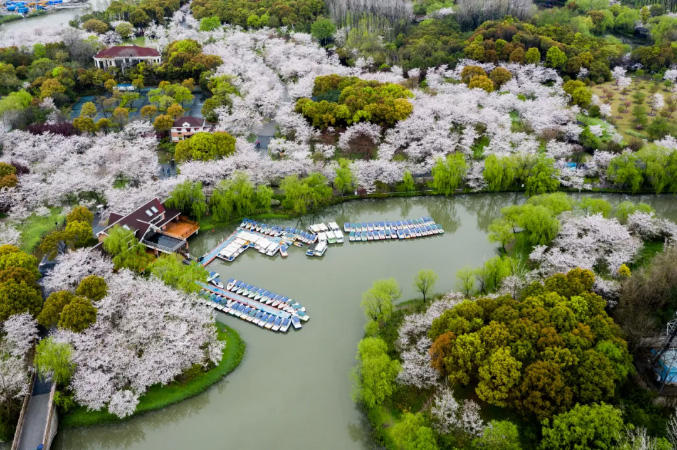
295 75 414 128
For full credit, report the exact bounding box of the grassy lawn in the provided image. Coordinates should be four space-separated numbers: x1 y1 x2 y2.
61 322 245 428
17 207 64 254
591 77 672 141
629 239 664 270
122 36 146 46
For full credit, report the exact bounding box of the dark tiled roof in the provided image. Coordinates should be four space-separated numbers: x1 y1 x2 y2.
94 45 160 59
108 213 123 224
101 198 167 238
173 116 205 128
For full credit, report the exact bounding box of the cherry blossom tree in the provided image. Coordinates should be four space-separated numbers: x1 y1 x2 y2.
338 123 382 152
663 70 677 84
430 386 484 436
530 213 642 276
649 93 665 115
42 249 114 294
53 270 224 417
0 222 21 246
396 336 439 389
0 313 38 414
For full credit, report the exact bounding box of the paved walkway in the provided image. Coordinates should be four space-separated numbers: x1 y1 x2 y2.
17 379 52 450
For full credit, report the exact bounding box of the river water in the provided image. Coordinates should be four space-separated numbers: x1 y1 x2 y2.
53 194 677 449
0 0 109 34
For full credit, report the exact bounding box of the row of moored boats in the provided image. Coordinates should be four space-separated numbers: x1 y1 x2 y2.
239 219 317 245
308 222 344 245
199 273 309 332
345 217 444 242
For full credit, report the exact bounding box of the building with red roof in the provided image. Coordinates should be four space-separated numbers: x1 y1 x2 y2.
97 198 199 256
93 45 162 71
171 116 209 142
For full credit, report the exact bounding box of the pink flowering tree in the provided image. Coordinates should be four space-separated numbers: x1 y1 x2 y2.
54 270 224 418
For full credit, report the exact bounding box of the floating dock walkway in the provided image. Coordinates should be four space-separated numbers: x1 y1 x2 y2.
199 216 444 265
197 276 309 332
199 219 317 266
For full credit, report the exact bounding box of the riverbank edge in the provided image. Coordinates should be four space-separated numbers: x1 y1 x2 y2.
60 322 245 428
196 187 673 232
358 297 431 449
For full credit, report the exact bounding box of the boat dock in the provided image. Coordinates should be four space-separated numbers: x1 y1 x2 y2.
198 277 309 332
344 217 444 242
199 219 317 266
198 216 444 264
308 222 344 246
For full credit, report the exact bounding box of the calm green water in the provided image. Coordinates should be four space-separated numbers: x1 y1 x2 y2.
53 194 677 450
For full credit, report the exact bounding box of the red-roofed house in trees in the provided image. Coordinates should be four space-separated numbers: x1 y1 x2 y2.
97 198 199 256
93 46 162 70
171 116 208 142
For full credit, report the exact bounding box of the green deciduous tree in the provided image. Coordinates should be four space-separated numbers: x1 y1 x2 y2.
476 347 522 407
483 154 517 191
519 360 573 418
0 248 38 277
614 201 653 224
608 153 643 193
82 18 109 34
280 173 332 214
354 337 400 408
66 206 93 225
399 170 416 193
525 47 541 64
333 158 354 194
210 172 272 222
165 181 208 220
475 256 516 294
525 157 559 196
153 114 174 133
468 75 495 93
390 412 438 450
73 117 96 134
473 420 521 450
199 16 221 31
578 198 612 218
361 278 400 326
37 290 75 328
174 132 236 162
80 101 97 119
527 192 574 216
115 22 134 39
0 90 32 117
57 296 97 332
414 269 438 302
149 254 207 293
546 46 567 69
431 153 468 195
489 67 512 88
34 338 75 386
63 220 94 249
456 266 477 297
0 280 42 321
540 403 624 449
75 275 107 301
310 17 336 46
102 225 151 272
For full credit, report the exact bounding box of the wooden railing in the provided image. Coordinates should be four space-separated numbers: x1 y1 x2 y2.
41 382 57 449
10 371 36 450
